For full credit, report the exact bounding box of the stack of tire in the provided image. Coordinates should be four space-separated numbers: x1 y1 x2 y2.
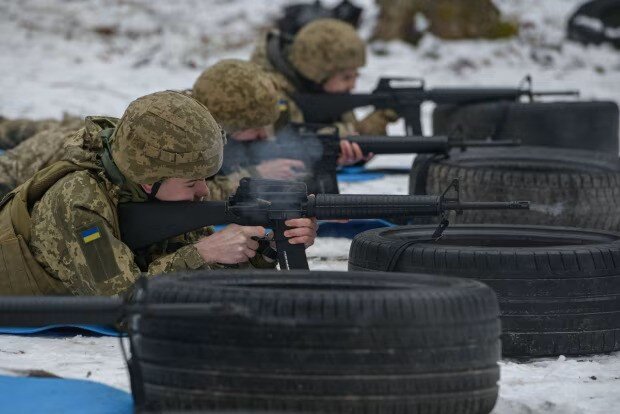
364 96 620 359
567 0 620 50
349 225 620 357
128 270 502 413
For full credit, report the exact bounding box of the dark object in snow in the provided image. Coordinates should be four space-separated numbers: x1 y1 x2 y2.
349 225 620 357
0 270 502 413
276 0 363 35
433 100 619 154
409 146 620 232
568 0 620 49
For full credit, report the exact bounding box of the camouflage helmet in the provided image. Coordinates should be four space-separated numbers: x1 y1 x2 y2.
192 59 280 133
289 18 366 84
110 90 223 184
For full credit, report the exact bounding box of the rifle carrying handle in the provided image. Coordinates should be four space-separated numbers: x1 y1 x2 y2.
309 194 442 219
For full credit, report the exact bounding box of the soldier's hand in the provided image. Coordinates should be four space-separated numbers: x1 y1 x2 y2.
283 218 318 248
355 109 399 135
256 159 306 180
338 139 373 166
194 224 265 264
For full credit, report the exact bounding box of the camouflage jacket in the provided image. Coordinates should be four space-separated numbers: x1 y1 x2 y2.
27 117 274 296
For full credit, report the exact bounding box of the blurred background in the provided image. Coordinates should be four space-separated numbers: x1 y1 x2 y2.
1 0 619 127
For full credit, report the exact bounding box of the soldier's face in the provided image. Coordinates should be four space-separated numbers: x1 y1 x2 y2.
322 69 359 93
231 127 269 142
142 178 210 202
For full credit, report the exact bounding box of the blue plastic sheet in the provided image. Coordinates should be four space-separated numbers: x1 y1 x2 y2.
337 166 385 182
0 375 132 414
318 219 395 239
0 325 122 337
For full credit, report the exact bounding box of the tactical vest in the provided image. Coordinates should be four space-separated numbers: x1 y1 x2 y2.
0 117 117 295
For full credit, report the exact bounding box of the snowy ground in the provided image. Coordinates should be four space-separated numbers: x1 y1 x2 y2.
1 0 620 412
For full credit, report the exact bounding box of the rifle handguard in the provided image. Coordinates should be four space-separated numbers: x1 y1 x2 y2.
307 194 442 219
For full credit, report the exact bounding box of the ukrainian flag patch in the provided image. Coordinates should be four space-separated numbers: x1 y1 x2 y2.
81 226 101 243
277 99 288 111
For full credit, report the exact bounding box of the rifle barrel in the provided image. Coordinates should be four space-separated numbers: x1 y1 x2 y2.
347 136 521 154
455 201 530 210
456 139 521 148
531 90 580 97
0 296 123 326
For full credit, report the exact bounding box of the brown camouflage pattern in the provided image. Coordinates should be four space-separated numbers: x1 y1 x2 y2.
110 90 224 184
289 19 366 83
0 124 79 198
23 112 273 296
192 59 280 133
0 116 81 150
354 109 400 135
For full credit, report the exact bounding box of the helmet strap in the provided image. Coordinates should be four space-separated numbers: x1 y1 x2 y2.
99 128 127 188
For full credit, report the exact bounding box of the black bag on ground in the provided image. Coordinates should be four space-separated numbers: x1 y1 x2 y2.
567 0 620 49
433 101 619 153
411 145 620 231
348 225 620 357
129 270 501 414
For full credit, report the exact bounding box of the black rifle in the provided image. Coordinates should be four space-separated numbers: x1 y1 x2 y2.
272 123 520 194
119 178 529 270
292 76 580 134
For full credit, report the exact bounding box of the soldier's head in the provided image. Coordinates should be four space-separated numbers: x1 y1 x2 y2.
289 18 366 93
110 90 224 201
192 59 280 142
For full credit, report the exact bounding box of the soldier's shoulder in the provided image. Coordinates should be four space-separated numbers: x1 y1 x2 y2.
43 170 112 209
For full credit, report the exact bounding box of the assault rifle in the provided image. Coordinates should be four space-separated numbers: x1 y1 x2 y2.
292 76 580 134
119 178 529 270
248 123 520 194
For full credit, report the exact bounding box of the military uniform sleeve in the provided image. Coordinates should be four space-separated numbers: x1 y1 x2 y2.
29 171 210 296
206 168 252 201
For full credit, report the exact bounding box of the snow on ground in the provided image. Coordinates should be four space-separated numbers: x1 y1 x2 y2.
1 0 620 412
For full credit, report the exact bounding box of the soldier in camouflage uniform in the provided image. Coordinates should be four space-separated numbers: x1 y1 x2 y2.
0 122 80 197
192 59 369 196
251 18 399 142
0 115 81 150
0 91 317 296
193 59 309 198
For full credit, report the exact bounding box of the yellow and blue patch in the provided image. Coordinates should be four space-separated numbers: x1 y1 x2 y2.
277 99 288 112
81 226 101 243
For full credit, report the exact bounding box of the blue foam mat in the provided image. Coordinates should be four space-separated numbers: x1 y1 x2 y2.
337 166 384 182
0 325 122 337
0 375 132 414
318 219 395 239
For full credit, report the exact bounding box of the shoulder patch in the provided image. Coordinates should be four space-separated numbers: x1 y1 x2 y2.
77 222 121 283
277 99 288 112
